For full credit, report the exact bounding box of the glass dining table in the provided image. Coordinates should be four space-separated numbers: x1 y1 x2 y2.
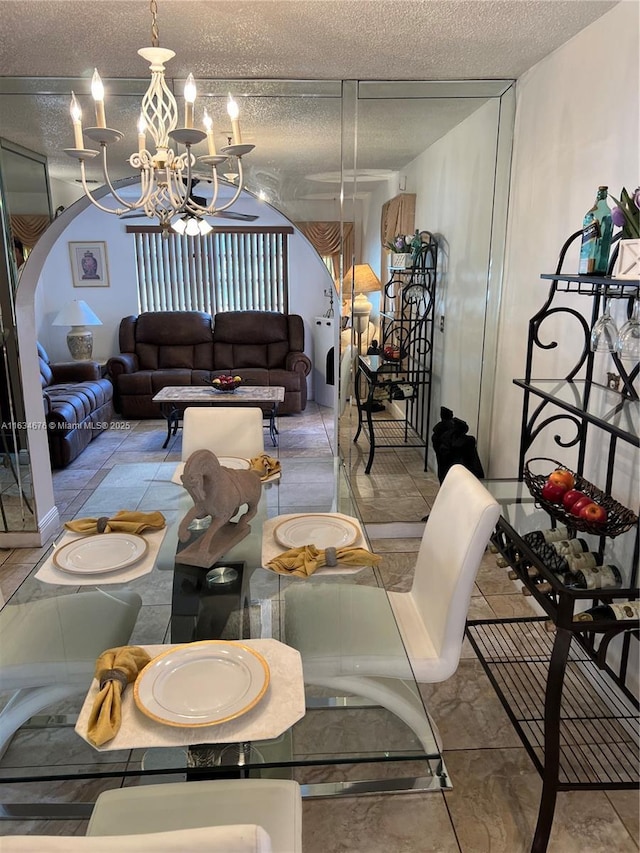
0 455 448 820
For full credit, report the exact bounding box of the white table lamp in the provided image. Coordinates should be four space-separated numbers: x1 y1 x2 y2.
343 264 382 352
52 299 102 360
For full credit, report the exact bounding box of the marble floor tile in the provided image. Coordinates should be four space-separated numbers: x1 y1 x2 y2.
486 592 541 618
356 496 430 524
419 659 522 751
444 747 638 853
467 595 497 620
368 536 423 553
76 485 149 515
606 788 640 842
0 562 35 601
376 552 416 592
127 603 171 645
302 791 460 853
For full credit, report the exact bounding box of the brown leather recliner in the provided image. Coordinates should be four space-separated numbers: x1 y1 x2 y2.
107 311 311 418
38 342 114 468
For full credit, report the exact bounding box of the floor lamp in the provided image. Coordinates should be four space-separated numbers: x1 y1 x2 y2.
343 264 382 354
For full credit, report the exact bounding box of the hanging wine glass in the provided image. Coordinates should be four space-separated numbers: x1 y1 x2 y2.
590 297 619 353
615 297 640 362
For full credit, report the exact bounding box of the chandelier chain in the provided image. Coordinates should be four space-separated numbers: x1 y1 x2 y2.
150 0 159 47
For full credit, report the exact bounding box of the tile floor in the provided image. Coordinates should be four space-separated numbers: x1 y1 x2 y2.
0 402 638 851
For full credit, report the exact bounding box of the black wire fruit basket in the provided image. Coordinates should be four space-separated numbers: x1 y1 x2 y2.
523 457 638 538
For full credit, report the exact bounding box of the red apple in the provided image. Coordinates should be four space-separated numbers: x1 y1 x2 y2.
541 480 569 503
579 502 607 524
570 496 596 516
548 469 575 490
562 489 586 510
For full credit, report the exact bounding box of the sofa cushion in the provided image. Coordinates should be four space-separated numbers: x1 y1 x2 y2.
213 312 291 370
134 312 214 371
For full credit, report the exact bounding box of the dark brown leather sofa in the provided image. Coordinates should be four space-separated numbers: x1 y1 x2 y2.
38 343 114 468
106 310 312 419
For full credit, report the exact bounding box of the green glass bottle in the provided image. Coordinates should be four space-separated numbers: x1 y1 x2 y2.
579 186 613 275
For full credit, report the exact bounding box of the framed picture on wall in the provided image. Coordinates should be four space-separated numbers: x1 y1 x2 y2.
69 241 110 287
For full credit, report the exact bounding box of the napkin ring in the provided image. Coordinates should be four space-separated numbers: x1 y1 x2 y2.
324 547 338 567
99 669 129 693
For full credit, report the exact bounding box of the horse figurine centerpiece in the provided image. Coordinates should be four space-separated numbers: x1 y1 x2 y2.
177 449 262 567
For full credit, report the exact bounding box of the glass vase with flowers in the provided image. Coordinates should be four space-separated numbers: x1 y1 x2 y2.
610 186 640 279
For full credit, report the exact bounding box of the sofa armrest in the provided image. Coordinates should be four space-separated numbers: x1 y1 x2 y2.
285 352 312 377
50 361 101 383
42 390 52 416
107 353 139 379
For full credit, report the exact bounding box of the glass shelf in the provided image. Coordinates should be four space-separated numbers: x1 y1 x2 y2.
538 273 639 296
513 378 640 445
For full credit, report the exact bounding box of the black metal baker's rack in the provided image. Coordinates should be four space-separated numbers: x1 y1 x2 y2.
467 231 639 853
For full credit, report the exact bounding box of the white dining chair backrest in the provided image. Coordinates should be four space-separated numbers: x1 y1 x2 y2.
394 464 500 681
3 778 302 853
181 406 265 461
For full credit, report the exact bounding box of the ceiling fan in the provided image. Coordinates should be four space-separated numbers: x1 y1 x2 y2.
119 176 259 223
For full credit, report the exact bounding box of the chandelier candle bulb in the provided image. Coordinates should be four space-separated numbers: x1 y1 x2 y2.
203 110 216 155
91 69 106 128
227 94 242 144
184 73 196 129
69 92 84 148
137 114 147 154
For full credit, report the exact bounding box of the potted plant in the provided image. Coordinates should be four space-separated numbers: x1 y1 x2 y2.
385 231 422 268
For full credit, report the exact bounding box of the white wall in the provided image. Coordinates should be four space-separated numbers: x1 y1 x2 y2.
405 99 500 439
491 1 640 478
359 101 502 467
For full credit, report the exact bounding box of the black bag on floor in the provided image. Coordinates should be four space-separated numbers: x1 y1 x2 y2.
431 406 485 483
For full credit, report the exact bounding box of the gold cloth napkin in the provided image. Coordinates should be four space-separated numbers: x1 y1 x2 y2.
87 646 151 746
267 544 381 578
249 454 282 480
65 510 166 535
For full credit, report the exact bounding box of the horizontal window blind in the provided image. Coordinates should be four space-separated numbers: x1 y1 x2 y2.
127 226 291 314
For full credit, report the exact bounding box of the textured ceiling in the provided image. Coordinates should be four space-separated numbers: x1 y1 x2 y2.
0 1 617 80
0 0 618 203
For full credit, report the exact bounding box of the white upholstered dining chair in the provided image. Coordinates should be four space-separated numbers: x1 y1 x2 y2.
284 465 500 747
0 589 142 760
2 778 302 853
182 405 265 460
172 405 266 485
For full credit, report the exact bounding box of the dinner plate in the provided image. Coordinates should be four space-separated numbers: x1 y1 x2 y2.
134 641 270 727
273 514 359 549
218 456 251 470
53 533 148 575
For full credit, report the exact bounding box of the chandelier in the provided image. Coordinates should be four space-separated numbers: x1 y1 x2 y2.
64 0 253 233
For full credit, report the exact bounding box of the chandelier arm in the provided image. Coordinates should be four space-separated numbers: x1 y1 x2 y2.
96 145 148 211
187 168 221 216
164 160 190 210
210 163 246 213
78 159 128 216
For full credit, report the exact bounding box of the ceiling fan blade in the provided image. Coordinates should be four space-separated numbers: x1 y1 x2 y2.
211 211 259 222
118 209 259 223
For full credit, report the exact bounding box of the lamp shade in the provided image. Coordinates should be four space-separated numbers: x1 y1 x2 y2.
343 264 382 295
52 300 102 327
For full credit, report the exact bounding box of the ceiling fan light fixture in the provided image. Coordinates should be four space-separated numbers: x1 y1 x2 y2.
62 0 254 232
172 214 213 237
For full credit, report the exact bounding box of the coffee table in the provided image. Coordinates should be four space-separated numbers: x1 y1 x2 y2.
152 385 286 448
